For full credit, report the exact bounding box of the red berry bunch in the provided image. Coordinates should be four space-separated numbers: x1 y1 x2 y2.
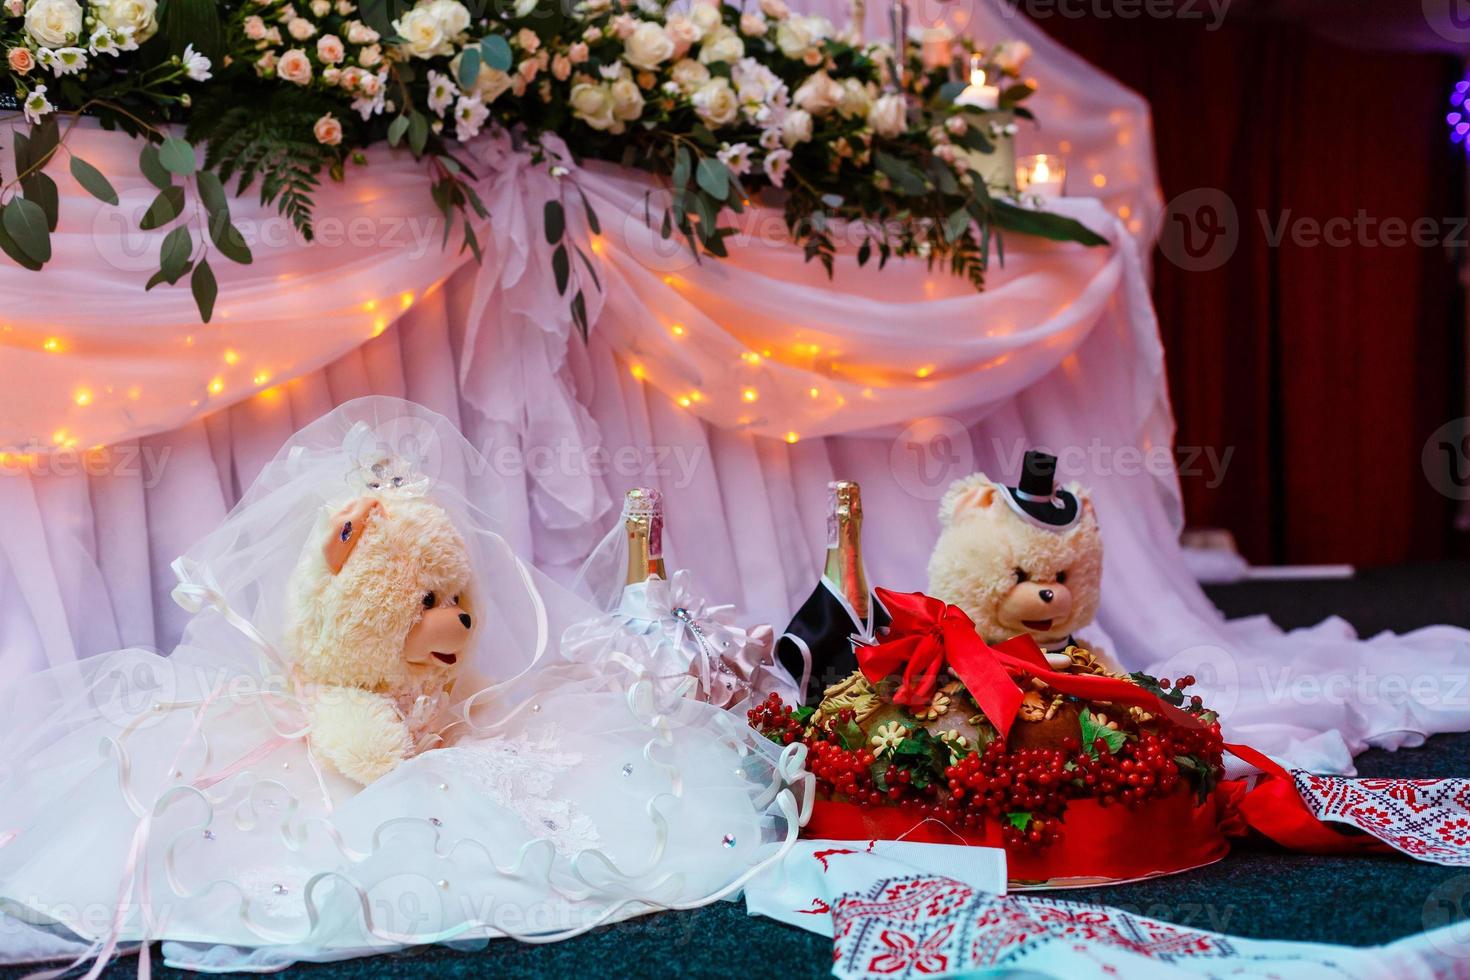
747 692 804 745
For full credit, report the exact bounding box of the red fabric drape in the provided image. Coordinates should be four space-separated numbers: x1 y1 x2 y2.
1031 14 1466 565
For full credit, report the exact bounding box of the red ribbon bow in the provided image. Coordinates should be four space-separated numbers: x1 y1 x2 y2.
857 589 1204 740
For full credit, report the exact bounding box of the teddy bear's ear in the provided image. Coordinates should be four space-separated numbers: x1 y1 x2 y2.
938 474 997 527
323 498 385 575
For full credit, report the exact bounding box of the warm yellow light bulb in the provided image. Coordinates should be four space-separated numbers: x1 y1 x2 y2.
915 365 935 379
400 291 415 310
42 337 62 353
224 349 240 365
677 396 692 407
741 351 761 365
372 317 389 337
208 377 225 395
1092 173 1107 188
74 388 92 406
670 323 686 337
809 387 820 399
785 431 799 444
252 370 271 386
362 299 378 312
630 363 647 380
741 387 758 402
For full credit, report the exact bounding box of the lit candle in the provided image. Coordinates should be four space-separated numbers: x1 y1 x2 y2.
953 56 999 111
1017 154 1066 198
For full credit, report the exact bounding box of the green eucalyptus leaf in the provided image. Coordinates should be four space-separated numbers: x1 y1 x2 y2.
457 45 482 89
159 225 193 282
190 258 218 322
0 214 43 270
992 200 1108 247
695 157 729 201
158 138 197 176
70 156 119 205
139 144 172 190
196 170 229 216
140 186 186 231
207 211 253 265
22 171 58 232
480 34 512 72
2 197 51 264
387 115 411 148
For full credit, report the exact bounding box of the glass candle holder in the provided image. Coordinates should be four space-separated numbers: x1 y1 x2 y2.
1016 154 1067 198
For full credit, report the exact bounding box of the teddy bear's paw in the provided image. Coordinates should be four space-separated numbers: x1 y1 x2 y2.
309 688 414 785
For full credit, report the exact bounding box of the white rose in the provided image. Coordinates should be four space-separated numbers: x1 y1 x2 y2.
688 0 721 34
780 108 811 147
690 76 738 127
739 11 766 36
451 50 513 103
428 0 470 37
991 40 1031 74
25 0 83 47
95 0 157 42
310 0 330 15
669 57 709 92
609 75 644 122
774 14 828 60
287 16 316 40
698 25 742 65
392 5 449 58
867 92 906 138
792 70 842 115
623 21 674 70
569 81 617 130
838 77 871 119
759 0 788 18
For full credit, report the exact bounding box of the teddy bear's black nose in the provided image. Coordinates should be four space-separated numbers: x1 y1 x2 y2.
1038 589 1055 603
459 613 473 629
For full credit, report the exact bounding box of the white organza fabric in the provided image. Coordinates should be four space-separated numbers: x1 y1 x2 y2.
0 398 807 972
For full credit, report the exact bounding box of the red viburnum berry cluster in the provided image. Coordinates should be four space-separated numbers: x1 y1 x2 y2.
748 678 1226 853
748 692 805 745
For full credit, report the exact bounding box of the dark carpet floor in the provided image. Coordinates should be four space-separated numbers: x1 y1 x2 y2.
9 562 1470 979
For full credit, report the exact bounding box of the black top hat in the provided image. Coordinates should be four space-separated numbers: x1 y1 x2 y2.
1003 451 1081 529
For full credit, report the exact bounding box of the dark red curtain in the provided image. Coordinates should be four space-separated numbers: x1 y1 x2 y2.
1030 13 1466 566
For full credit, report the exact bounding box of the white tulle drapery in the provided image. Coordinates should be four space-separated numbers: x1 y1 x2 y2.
2 0 1467 784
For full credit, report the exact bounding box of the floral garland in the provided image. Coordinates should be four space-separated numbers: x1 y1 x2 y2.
3 0 1106 325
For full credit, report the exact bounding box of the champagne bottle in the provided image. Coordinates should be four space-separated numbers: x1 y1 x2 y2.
824 480 869 620
623 487 667 585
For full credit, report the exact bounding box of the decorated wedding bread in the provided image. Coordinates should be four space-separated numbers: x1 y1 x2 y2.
0 399 807 972
753 454 1229 886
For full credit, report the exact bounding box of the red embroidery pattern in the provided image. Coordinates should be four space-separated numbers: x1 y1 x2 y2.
1292 771 1470 866
828 875 1363 978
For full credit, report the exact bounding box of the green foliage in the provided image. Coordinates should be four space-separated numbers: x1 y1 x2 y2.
186 90 334 241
